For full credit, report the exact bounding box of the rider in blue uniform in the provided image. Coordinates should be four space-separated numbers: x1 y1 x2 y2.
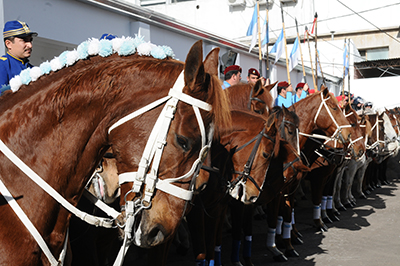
275 81 308 108
221 65 242 90
0 20 37 92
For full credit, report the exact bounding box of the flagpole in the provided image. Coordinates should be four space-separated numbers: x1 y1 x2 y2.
305 26 317 91
314 12 318 90
280 3 291 84
342 38 346 107
265 0 270 79
295 18 307 84
256 0 263 77
316 43 326 86
347 39 351 96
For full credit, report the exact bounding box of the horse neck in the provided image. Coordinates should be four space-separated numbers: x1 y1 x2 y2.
0 55 182 215
291 94 323 147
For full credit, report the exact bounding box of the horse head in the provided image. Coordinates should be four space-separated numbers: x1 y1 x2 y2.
343 104 366 161
225 80 275 117
292 85 352 148
111 40 231 248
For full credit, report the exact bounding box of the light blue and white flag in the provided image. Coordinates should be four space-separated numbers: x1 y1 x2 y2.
289 37 300 72
270 29 284 64
261 19 269 56
247 5 259 52
343 44 349 76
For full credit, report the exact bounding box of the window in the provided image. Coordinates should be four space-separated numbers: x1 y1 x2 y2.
359 47 389 61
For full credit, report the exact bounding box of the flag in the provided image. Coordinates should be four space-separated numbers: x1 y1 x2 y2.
311 16 317 34
247 5 258 52
270 29 284 64
289 37 300 72
343 44 349 76
261 19 269 56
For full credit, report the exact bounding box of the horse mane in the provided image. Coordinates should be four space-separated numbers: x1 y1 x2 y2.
206 74 232 136
2 37 231 133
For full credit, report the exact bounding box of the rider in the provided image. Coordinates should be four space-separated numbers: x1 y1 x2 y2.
274 81 307 108
221 65 242 90
0 20 37 90
247 68 260 86
293 82 309 103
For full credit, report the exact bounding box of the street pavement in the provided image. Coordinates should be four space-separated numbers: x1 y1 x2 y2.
125 158 400 266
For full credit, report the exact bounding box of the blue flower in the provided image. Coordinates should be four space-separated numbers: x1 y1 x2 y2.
162 45 175 58
20 69 32 85
99 39 113 57
151 46 167 59
132 35 145 48
58 51 69 67
119 39 136 56
40 61 52 75
77 41 89 59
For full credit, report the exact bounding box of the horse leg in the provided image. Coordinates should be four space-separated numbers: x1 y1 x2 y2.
229 199 244 266
309 167 329 232
211 204 228 266
186 200 207 265
321 170 336 224
280 195 300 258
333 162 347 213
242 204 255 266
265 197 288 262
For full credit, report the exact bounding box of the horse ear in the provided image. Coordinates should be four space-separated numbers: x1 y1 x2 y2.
204 47 220 76
253 79 264 96
264 81 278 92
184 40 205 89
321 85 329 97
345 103 351 112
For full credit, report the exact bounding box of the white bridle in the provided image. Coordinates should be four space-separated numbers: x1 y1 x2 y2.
367 115 384 150
299 92 352 145
0 70 214 266
111 71 214 266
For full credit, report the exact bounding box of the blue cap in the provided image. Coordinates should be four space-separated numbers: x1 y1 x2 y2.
3 20 37 39
100 33 117 40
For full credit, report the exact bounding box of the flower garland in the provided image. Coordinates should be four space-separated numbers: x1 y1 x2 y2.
9 35 175 92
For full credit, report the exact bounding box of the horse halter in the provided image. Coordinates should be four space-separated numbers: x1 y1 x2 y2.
367 115 384 151
247 88 267 114
228 128 272 202
343 111 365 160
109 69 213 214
300 92 351 146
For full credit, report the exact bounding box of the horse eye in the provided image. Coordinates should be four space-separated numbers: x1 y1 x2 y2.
176 135 189 151
255 110 262 114
262 152 270 159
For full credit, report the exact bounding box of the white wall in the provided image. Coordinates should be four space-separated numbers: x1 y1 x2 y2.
352 76 400 110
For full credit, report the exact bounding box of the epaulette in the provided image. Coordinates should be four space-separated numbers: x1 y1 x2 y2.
0 57 7 61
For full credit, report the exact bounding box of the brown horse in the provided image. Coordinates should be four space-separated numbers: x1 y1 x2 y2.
0 39 230 265
185 107 305 266
225 80 276 116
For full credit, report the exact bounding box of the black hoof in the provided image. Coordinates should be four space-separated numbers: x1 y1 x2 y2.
291 236 304 245
359 194 367 199
294 231 303 239
285 249 299 258
344 203 353 209
338 205 347 211
322 216 333 224
316 222 328 232
328 214 340 222
334 210 341 216
273 254 288 262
